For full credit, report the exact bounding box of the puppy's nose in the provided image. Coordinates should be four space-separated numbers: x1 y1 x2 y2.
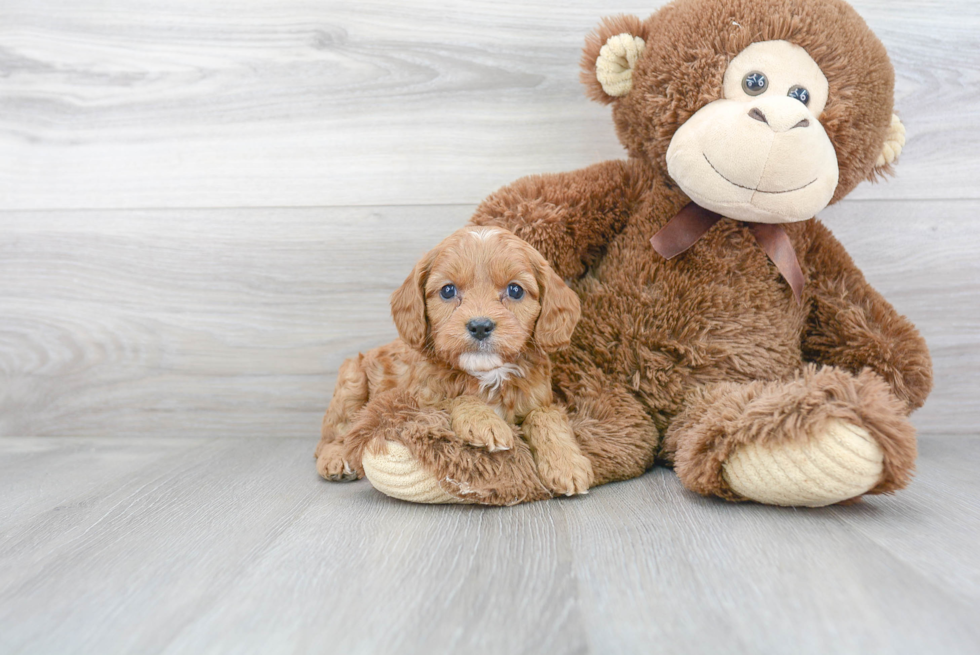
466 318 495 341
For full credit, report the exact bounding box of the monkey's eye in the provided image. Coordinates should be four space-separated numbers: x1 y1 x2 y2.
507 283 524 300
439 284 457 300
788 85 810 106
742 72 768 96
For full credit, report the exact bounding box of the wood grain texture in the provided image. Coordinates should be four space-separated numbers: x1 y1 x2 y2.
0 205 461 437
0 0 978 210
819 200 980 436
1 199 976 438
0 435 977 654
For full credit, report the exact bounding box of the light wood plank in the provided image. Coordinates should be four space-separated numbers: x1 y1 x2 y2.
0 438 327 654
559 441 980 654
0 0 977 210
0 205 463 438
829 437 980 603
819 200 980 436
0 437 208 524
0 436 977 654
1 199 975 438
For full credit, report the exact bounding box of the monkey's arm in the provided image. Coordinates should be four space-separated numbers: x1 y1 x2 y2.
801 220 933 412
469 159 651 279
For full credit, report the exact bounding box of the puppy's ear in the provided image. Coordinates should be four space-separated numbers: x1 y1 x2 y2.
391 249 436 351
531 249 581 352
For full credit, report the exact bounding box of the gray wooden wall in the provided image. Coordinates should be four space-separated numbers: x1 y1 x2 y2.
1 0 977 438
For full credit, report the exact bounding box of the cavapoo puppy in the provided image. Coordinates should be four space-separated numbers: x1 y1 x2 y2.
314 226 593 496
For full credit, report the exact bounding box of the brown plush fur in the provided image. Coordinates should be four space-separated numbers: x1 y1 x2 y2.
316 227 592 499
331 0 932 505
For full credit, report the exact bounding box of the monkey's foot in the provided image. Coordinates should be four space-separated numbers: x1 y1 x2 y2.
362 442 467 504
722 420 885 507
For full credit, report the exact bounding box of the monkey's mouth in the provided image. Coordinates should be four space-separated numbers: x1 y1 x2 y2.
703 154 817 195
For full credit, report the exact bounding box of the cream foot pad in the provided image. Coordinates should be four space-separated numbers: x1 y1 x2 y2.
722 420 885 507
362 441 470 504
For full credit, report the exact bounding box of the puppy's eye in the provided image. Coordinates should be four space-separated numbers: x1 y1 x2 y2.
788 85 810 106
439 284 456 300
507 283 524 300
742 71 767 96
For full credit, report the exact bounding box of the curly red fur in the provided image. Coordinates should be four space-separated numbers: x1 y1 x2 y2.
316 227 587 497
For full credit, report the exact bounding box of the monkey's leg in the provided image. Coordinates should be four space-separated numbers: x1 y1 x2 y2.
344 390 552 506
662 365 917 506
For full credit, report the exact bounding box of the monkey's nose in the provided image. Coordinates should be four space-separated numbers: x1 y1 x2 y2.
747 97 813 133
466 318 495 341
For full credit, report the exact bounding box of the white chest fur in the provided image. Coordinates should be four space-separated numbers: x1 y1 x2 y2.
458 352 524 395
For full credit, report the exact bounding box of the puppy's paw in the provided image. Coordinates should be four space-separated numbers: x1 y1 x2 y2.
316 441 362 482
453 414 516 452
315 422 349 459
536 451 594 497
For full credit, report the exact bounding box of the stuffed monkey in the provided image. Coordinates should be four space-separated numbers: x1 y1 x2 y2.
337 0 932 507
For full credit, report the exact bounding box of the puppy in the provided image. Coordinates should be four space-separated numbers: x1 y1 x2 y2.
314 226 593 496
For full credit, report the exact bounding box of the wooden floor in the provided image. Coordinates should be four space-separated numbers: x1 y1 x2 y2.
1 436 978 654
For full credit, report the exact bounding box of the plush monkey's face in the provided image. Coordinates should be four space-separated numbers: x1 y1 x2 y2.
581 0 907 223
665 41 838 223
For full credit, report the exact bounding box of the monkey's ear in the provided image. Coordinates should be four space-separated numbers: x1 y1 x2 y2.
580 15 649 104
390 249 437 351
873 113 906 176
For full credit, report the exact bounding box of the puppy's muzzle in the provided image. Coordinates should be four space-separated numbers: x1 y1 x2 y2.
466 318 495 342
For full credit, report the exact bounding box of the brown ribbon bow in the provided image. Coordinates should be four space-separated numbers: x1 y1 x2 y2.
649 202 805 303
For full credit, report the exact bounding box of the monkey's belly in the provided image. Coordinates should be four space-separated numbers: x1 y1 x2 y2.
566 257 807 399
